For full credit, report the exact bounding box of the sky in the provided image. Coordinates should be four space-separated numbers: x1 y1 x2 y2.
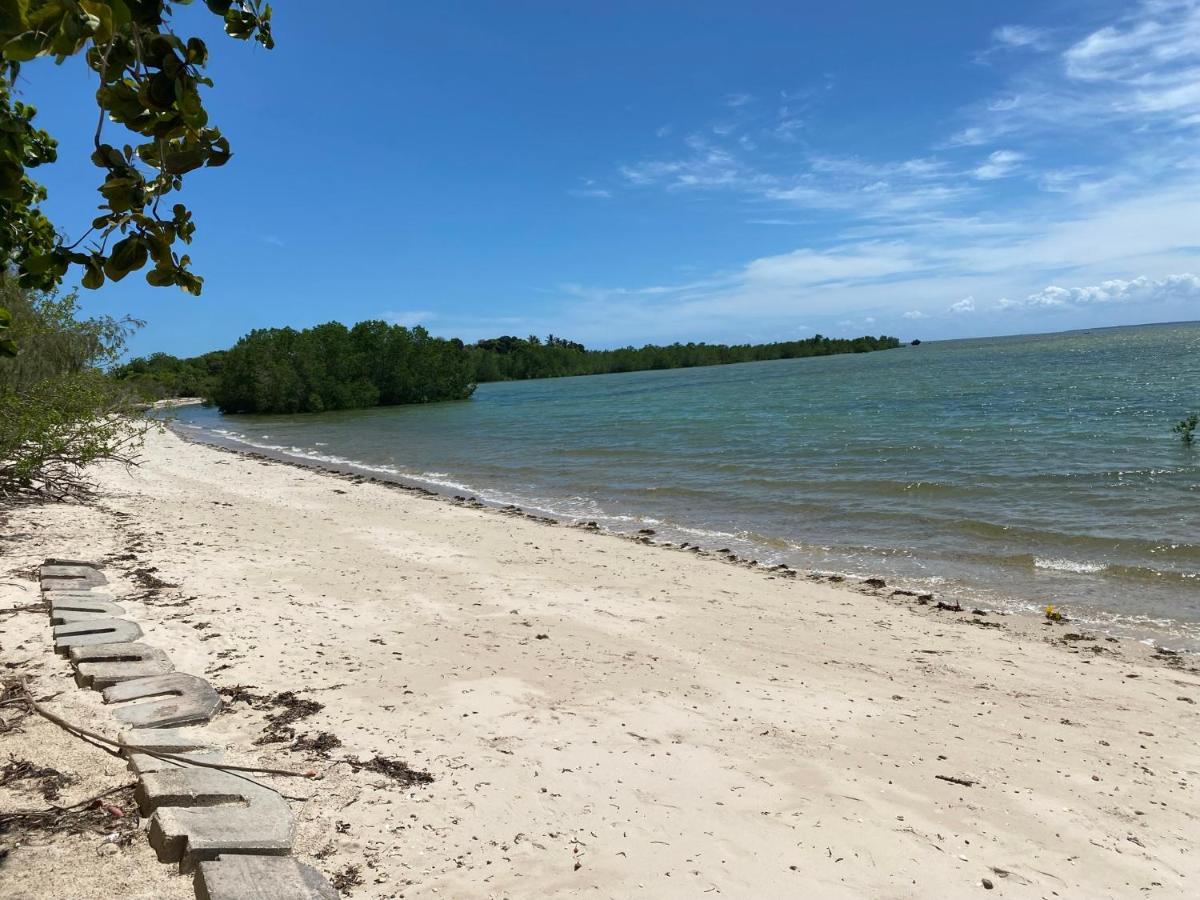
16 0 1200 356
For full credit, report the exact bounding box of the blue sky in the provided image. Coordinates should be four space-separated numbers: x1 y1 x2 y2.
17 0 1200 356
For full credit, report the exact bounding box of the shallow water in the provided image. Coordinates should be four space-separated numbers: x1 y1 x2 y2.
173 322 1200 647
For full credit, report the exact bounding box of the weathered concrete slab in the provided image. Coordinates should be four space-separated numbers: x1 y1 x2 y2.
70 641 173 689
104 672 222 727
119 726 215 753
40 564 107 587
195 855 337 900
138 768 295 871
43 557 101 568
44 589 118 603
41 579 108 593
50 596 124 615
128 749 226 776
53 618 142 652
51 602 127 625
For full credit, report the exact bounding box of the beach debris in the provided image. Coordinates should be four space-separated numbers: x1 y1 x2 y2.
292 731 343 756
982 877 994 889
1044 604 1066 623
864 577 887 589
935 774 978 788
220 685 324 743
935 600 962 612
0 757 75 801
332 863 364 895
343 754 433 788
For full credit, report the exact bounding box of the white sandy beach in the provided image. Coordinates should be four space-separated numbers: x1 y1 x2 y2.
2 427 1198 899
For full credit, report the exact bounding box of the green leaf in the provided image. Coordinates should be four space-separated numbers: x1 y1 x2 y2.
2 29 45 62
104 235 148 281
81 257 105 289
145 267 175 287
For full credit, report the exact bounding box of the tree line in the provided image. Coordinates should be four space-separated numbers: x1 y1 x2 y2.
111 322 902 414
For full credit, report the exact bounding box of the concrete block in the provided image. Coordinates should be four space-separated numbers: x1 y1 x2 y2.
119 726 215 753
53 618 142 652
104 672 222 727
51 602 127 624
44 590 118 604
128 749 226 776
50 596 124 615
43 557 101 568
40 564 107 588
138 768 295 871
70 641 173 689
195 855 337 900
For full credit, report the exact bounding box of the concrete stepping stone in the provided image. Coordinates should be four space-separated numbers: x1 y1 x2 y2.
40 564 107 588
128 749 226 777
120 726 215 753
50 596 123 614
53 618 142 652
138 768 295 871
70 641 174 689
195 855 337 900
51 602 127 625
43 557 101 568
104 672 222 727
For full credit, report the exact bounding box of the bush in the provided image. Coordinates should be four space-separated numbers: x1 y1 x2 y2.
1174 413 1198 446
0 279 152 501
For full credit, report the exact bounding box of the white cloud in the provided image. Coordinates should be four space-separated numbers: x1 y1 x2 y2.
973 150 1026 180
1016 273 1200 310
992 25 1052 50
902 310 927 319
949 296 976 313
384 310 435 326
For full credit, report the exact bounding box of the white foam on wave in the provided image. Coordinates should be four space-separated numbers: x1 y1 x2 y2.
1035 557 1106 574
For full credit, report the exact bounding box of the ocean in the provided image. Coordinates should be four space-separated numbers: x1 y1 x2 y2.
171 322 1200 648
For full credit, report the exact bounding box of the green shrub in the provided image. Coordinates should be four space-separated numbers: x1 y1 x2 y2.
1174 413 1198 446
0 279 152 501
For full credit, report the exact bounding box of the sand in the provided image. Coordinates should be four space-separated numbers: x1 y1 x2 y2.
2 427 1198 898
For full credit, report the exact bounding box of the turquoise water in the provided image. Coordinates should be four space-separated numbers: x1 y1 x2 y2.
173 323 1200 646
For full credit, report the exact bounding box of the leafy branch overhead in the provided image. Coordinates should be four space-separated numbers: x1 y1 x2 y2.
0 0 273 297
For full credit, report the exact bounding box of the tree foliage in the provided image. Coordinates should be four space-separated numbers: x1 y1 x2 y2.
0 0 273 300
468 332 902 381
116 324 903 414
208 321 477 414
1 277 152 500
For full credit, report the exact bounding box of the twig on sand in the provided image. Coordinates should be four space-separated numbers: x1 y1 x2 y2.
7 679 315 780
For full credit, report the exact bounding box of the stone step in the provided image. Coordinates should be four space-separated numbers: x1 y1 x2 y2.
40 564 108 589
53 618 143 652
43 557 101 568
138 768 295 872
128 749 226 777
104 672 222 727
195 855 337 900
70 641 174 689
52 603 127 625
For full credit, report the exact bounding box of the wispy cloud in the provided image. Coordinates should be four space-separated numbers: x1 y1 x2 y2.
551 2 1200 342
972 150 1026 180
383 310 436 327
990 25 1053 51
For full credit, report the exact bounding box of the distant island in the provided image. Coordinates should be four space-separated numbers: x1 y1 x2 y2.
112 321 901 415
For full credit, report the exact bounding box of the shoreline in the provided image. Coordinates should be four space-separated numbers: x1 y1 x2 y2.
4 428 1199 898
168 420 1198 657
